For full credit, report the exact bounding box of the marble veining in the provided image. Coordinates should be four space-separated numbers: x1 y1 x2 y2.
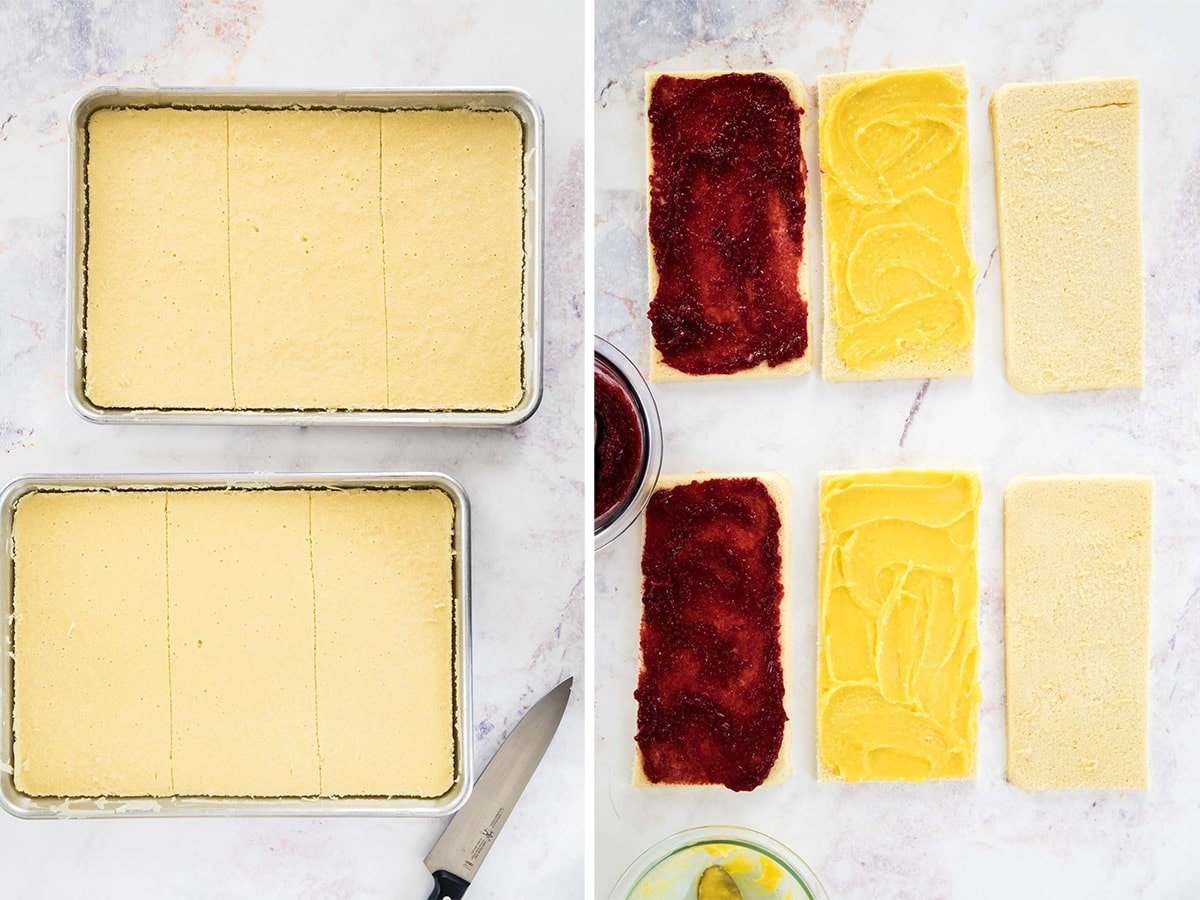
596 1 1200 898
0 1 582 897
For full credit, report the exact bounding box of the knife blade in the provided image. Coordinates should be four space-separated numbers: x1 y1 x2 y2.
424 676 573 900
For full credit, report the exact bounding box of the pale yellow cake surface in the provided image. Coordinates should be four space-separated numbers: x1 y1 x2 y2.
645 71 814 382
819 66 975 382
1005 476 1151 790
229 111 388 410
85 108 233 409
633 472 793 788
166 490 319 796
991 79 1144 393
312 489 456 797
13 491 172 797
83 107 526 412
9 487 458 799
382 110 525 409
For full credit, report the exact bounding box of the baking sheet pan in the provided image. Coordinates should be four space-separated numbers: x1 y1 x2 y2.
0 472 472 818
67 86 543 427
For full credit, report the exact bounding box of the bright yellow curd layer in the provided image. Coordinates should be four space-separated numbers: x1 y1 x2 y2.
821 70 975 372
818 470 981 781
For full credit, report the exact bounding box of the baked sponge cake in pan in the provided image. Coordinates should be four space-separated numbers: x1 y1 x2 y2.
12 487 456 799
83 106 524 412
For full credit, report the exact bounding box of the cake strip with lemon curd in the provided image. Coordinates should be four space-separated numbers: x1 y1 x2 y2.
819 67 976 381
818 470 981 781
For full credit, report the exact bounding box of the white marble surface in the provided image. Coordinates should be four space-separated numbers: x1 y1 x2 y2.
0 1 583 897
596 1 1200 897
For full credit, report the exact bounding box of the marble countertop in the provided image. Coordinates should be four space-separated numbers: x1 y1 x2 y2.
595 1 1200 897
0 1 583 897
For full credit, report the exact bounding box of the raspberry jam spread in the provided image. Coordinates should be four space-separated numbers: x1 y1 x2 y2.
635 477 787 791
594 359 646 523
647 72 809 376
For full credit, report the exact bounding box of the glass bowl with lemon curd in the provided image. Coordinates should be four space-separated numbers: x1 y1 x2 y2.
594 338 662 549
609 826 828 900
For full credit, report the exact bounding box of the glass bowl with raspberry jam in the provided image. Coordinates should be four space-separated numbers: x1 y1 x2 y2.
594 338 661 550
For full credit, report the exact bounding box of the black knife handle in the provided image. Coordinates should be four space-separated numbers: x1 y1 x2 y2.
426 870 470 900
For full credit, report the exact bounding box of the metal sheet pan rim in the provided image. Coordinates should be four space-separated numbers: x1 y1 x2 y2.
0 471 473 818
67 85 544 427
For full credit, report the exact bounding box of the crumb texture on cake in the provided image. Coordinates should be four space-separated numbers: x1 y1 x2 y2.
818 469 981 781
12 490 172 797
84 107 524 412
1004 476 1151 790
11 487 456 799
819 67 975 381
990 78 1144 393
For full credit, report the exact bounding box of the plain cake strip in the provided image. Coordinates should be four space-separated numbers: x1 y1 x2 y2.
634 473 792 791
310 489 456 797
818 470 981 781
381 110 525 410
990 79 1144 392
84 109 233 409
167 490 320 796
228 110 388 410
12 490 172 796
1004 476 1151 789
819 67 975 381
645 71 812 381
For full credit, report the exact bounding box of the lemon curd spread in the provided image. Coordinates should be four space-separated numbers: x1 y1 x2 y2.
820 69 975 376
817 470 981 781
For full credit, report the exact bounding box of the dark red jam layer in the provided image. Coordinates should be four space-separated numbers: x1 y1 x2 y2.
635 477 787 791
594 362 645 522
647 72 809 376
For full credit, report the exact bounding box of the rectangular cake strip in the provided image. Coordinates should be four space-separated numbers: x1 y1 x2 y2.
382 110 525 410
645 71 812 381
167 490 320 796
990 79 1144 392
818 470 981 781
819 67 975 381
13 491 172 797
311 489 456 797
228 110 388 410
1004 476 1151 789
634 473 792 791
84 109 232 409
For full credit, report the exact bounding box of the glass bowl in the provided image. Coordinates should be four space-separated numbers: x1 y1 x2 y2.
594 337 662 550
609 825 828 900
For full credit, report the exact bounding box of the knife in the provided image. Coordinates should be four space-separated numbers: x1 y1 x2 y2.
424 677 574 899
